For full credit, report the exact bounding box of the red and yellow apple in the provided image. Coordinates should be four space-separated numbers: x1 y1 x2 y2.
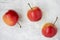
3 10 19 26
42 23 57 38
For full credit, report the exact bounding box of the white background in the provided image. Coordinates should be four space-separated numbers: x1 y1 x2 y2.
0 0 60 40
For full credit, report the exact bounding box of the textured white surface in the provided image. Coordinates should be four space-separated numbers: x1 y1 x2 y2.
0 0 60 40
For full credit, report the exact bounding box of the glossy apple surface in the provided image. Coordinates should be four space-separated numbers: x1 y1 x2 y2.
42 23 57 38
27 7 42 22
3 10 19 26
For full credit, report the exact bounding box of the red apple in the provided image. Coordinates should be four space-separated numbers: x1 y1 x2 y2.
42 23 57 38
27 3 42 22
3 10 19 26
27 7 42 22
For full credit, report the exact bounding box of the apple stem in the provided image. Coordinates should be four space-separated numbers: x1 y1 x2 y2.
54 17 58 24
17 22 21 28
28 3 32 9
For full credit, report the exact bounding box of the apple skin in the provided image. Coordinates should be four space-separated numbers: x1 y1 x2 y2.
27 7 42 22
3 10 19 26
42 23 57 38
